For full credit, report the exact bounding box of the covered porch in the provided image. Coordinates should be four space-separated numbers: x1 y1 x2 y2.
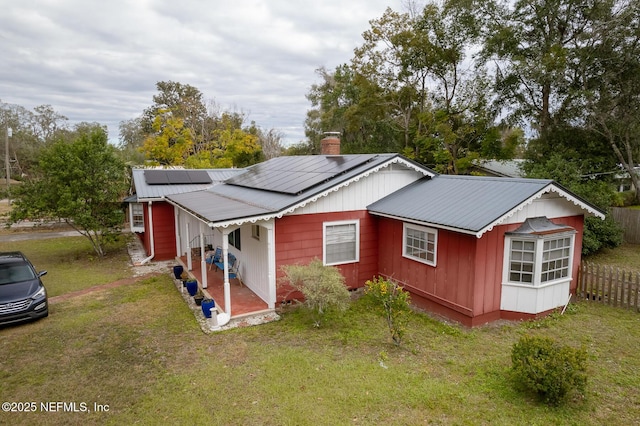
167 188 280 329
178 253 269 317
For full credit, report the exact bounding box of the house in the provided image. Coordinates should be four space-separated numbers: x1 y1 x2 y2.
471 159 526 178
131 136 604 328
164 137 433 326
126 167 245 263
368 175 603 326
614 165 640 193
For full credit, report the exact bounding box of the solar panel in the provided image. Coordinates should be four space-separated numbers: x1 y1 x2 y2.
144 170 212 185
225 155 374 194
144 170 170 185
185 170 212 184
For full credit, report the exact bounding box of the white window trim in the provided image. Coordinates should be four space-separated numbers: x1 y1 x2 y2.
503 232 575 288
323 220 360 266
130 203 144 233
402 223 437 267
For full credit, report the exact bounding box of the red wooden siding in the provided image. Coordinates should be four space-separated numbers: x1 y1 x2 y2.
377 214 587 326
377 218 477 321
140 204 151 256
275 211 379 302
151 202 177 260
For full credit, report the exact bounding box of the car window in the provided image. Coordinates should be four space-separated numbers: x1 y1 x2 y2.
0 263 37 284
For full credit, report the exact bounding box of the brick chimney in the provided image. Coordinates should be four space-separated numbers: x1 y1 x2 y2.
320 132 341 155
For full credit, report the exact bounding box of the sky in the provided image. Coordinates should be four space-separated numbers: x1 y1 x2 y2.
0 0 407 145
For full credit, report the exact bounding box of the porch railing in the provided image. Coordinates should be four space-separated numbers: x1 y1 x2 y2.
189 234 216 251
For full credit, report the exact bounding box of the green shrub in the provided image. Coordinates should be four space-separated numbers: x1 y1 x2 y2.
364 276 411 346
280 259 351 327
511 335 588 406
582 215 624 256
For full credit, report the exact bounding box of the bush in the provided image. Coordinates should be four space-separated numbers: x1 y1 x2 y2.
582 215 623 256
364 276 411 346
511 335 587 406
279 259 351 327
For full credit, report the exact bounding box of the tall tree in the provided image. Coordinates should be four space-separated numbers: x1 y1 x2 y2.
255 127 284 160
305 65 395 154
480 0 601 138
118 116 146 165
29 104 68 143
580 0 640 203
410 1 504 173
142 81 207 139
353 8 427 153
305 2 507 173
140 110 194 166
136 82 265 168
10 124 128 257
0 101 69 178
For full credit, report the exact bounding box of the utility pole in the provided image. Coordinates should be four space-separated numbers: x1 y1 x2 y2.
5 126 11 203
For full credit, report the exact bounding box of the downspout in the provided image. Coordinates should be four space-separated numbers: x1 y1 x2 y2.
210 228 231 329
265 221 276 309
139 201 155 264
199 223 208 289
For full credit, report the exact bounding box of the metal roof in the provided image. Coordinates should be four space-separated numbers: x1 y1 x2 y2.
144 169 212 185
130 168 245 200
506 216 575 235
472 159 525 177
167 154 434 226
367 175 605 237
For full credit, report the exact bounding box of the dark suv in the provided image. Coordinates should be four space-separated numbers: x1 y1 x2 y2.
0 252 48 326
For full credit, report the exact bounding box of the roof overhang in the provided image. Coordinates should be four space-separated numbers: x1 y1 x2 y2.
167 155 435 229
370 182 606 239
473 183 605 238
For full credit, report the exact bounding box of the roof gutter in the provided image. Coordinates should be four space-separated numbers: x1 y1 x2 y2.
369 211 482 237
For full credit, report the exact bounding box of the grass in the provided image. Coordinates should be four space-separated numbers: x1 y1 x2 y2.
584 243 640 274
0 234 133 297
1 237 639 425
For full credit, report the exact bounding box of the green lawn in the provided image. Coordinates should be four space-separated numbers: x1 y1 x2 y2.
1 238 639 425
584 242 640 274
0 234 133 297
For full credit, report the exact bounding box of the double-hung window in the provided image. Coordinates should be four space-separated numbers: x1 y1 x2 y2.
403 223 437 266
130 203 144 233
324 220 359 265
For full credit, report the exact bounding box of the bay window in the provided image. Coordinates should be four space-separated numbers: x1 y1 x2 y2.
504 218 576 287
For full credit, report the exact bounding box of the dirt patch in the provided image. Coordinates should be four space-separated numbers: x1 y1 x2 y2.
49 272 164 304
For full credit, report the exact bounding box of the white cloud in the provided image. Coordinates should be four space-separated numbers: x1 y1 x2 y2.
0 0 404 145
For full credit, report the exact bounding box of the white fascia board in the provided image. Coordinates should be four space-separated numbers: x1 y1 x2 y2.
369 211 480 237
170 155 436 230
475 183 606 238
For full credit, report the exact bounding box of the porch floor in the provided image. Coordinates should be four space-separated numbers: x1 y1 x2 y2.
178 255 269 317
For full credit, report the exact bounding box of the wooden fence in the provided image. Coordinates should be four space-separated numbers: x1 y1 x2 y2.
611 207 640 244
577 261 640 311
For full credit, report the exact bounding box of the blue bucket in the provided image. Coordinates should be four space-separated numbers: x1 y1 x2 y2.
173 265 184 279
185 280 198 296
201 299 215 318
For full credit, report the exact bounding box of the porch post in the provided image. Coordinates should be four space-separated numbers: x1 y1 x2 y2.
264 221 276 309
222 228 231 318
199 222 208 288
